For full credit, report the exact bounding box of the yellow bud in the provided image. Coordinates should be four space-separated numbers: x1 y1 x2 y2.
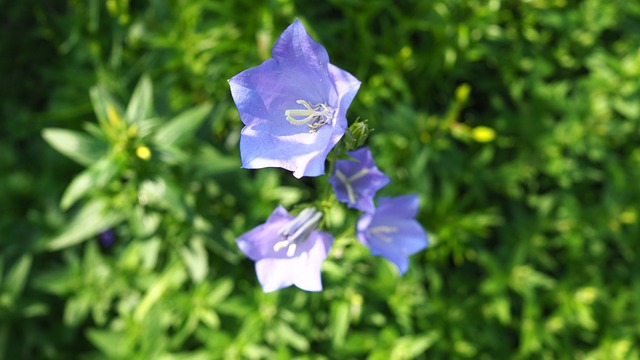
620 211 637 224
471 126 496 143
400 46 412 59
106 104 122 126
136 145 151 160
128 124 138 138
575 287 597 304
455 83 471 103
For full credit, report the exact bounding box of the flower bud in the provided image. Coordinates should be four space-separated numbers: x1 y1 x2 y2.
346 120 370 150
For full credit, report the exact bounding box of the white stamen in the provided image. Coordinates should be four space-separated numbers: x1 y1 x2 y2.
285 100 334 133
369 226 398 243
279 207 316 237
273 240 290 252
286 212 322 242
286 244 297 257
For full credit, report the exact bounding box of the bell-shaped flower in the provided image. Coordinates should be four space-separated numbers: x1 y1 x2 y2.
357 195 429 274
228 19 361 178
329 147 390 213
237 206 333 292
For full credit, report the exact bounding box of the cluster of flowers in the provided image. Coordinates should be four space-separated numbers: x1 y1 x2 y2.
229 20 428 293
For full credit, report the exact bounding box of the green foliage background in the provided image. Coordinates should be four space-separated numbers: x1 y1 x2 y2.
2 0 640 358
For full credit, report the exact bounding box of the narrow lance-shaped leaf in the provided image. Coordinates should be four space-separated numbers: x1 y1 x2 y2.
90 85 124 126
86 329 130 358
2 254 32 298
47 199 125 251
154 102 212 147
180 236 209 284
60 156 121 210
42 128 107 166
125 75 153 124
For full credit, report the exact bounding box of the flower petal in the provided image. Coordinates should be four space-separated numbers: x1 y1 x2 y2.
293 231 333 291
255 257 297 293
377 195 419 219
236 206 291 261
253 230 333 293
240 120 333 178
327 63 361 111
272 19 330 87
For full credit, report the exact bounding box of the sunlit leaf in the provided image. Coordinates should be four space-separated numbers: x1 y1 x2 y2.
3 254 32 298
47 199 125 251
42 128 107 166
154 102 212 147
86 329 130 358
180 237 208 284
60 157 121 209
126 75 154 124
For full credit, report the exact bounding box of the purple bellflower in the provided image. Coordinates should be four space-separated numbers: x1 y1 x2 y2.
357 195 429 275
229 19 361 178
237 206 334 292
329 147 390 213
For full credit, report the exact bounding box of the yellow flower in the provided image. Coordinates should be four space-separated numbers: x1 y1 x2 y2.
471 126 496 143
136 145 151 160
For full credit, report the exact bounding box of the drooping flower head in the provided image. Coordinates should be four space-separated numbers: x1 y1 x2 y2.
357 195 429 274
98 228 116 248
329 147 390 213
229 19 361 178
237 206 334 292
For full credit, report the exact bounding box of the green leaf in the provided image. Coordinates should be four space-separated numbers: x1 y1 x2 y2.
60 157 120 209
90 85 123 125
134 266 186 322
390 333 439 359
193 144 240 176
130 206 162 239
275 321 309 352
126 74 154 124
208 278 233 306
42 128 107 166
154 102 212 147
140 238 161 271
139 177 187 220
3 254 32 298
86 328 130 358
330 301 350 348
64 293 91 326
47 199 125 251
180 237 209 284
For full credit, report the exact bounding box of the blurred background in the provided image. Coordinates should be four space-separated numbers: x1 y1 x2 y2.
2 0 640 358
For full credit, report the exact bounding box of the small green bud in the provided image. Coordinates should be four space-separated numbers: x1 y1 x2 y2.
346 120 370 150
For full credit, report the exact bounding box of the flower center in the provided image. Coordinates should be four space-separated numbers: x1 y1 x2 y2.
335 168 369 204
368 226 398 243
273 208 322 256
285 100 335 133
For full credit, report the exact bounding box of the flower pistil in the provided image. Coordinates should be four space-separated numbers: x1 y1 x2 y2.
335 168 370 204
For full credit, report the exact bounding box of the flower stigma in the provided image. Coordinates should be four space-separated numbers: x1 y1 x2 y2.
273 208 323 256
369 226 398 243
285 100 335 133
335 168 370 204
